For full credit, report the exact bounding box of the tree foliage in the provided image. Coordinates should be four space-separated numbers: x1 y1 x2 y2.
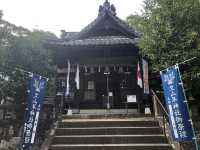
7 30 56 76
127 0 200 95
127 0 200 72
0 11 57 125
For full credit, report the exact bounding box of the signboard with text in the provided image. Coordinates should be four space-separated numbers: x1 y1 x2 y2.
160 66 193 142
22 75 47 149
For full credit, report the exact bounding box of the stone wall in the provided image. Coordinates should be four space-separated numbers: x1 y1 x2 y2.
0 137 21 149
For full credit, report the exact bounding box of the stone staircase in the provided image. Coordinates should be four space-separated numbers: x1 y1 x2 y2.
49 115 173 150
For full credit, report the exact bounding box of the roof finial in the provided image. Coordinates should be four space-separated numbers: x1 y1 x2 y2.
98 0 116 16
103 0 110 9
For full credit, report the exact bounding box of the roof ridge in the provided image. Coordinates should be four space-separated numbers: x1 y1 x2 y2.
48 35 138 46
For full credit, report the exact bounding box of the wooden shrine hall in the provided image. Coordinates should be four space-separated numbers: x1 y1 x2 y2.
47 0 144 112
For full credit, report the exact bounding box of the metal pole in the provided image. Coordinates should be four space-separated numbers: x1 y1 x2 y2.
106 73 110 109
15 68 49 81
160 57 197 72
153 95 158 117
176 64 199 150
104 72 110 109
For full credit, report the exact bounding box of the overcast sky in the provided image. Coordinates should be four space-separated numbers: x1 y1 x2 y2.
0 0 144 36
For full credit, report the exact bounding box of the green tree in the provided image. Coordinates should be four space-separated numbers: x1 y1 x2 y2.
127 0 200 97
0 10 30 71
7 30 57 97
127 0 200 71
0 11 57 130
7 30 56 76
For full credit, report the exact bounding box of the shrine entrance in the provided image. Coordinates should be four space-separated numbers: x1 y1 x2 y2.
86 74 121 109
72 65 138 110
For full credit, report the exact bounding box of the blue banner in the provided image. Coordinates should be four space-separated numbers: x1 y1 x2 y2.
22 74 47 148
160 66 194 142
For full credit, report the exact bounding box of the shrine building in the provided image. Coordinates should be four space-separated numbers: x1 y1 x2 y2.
47 0 144 112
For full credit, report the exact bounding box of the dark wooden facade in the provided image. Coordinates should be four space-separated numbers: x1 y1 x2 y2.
47 0 142 110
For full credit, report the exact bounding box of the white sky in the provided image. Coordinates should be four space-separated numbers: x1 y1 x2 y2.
0 0 144 36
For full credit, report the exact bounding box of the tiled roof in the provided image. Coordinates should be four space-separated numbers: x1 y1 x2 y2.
74 11 140 40
48 36 139 46
59 1 141 41
47 1 141 47
60 31 78 41
77 0 140 39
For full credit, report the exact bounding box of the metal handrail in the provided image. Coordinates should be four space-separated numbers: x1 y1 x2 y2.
151 90 169 118
151 90 169 138
151 89 183 150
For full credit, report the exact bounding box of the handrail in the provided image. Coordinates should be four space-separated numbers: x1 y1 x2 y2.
151 89 169 139
151 90 169 118
151 89 183 150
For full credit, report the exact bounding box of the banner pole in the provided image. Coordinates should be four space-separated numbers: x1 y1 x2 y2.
176 64 199 150
160 57 197 72
15 68 49 81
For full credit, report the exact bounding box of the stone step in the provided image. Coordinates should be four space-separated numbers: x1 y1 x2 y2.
62 113 151 119
52 135 168 145
58 120 158 128
79 109 138 115
49 144 173 150
59 121 158 128
49 116 173 150
55 127 162 135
